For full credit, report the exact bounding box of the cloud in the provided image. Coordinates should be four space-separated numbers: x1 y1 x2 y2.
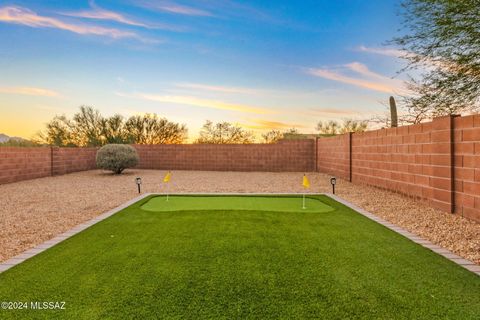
242 119 307 130
61 4 149 28
136 1 213 17
0 86 59 97
305 62 404 94
174 82 258 94
0 6 149 41
116 92 273 114
135 0 273 22
59 1 184 32
306 108 361 116
355 45 405 58
344 62 387 80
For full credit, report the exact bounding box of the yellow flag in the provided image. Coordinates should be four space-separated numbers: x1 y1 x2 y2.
302 174 310 188
163 171 171 183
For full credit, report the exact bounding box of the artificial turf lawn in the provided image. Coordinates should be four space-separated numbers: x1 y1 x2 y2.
141 195 334 213
0 195 478 319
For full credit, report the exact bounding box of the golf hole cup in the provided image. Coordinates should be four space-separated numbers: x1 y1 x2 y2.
135 177 142 194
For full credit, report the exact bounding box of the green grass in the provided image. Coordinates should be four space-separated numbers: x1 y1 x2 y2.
141 195 334 213
0 195 478 319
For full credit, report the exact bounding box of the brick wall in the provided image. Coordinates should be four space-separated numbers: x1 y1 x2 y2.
0 140 315 185
453 115 480 221
316 133 351 181
316 114 480 222
51 147 97 176
0 147 98 184
352 116 454 213
134 140 315 172
0 147 51 184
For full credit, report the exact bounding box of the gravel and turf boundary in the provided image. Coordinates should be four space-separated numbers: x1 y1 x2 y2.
0 169 478 264
1 192 478 277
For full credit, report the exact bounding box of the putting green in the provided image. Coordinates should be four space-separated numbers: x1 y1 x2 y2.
141 195 334 213
1 195 479 319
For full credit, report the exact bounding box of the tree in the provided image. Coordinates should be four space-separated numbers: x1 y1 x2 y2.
102 114 133 144
262 128 309 142
392 0 480 120
125 114 187 144
38 107 188 146
38 106 110 146
316 119 368 135
195 121 254 144
38 115 76 147
316 120 340 135
261 130 284 143
339 119 368 134
71 106 104 146
284 128 299 135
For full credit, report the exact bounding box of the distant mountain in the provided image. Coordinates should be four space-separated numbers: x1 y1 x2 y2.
0 133 9 143
0 133 25 143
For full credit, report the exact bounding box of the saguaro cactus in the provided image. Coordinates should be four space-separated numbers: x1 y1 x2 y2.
389 96 398 127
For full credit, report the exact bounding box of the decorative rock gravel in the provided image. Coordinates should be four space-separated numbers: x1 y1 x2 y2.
0 169 478 265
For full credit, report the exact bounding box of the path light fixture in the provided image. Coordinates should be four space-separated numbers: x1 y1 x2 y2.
135 177 142 194
330 177 336 195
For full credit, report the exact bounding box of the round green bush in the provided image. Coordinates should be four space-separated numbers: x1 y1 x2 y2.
96 144 139 174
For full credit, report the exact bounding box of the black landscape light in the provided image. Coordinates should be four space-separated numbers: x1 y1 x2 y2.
135 177 142 194
330 177 336 195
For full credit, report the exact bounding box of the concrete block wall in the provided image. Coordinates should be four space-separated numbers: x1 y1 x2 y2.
134 140 315 172
316 114 480 222
51 147 97 176
352 116 454 213
453 115 480 221
0 140 315 185
316 134 351 181
0 147 51 184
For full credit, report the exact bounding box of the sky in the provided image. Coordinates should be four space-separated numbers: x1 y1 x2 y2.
0 0 408 140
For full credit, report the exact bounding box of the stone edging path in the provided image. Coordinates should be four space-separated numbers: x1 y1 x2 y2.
0 193 478 277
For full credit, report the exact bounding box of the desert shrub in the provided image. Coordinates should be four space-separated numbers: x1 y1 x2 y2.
96 144 139 174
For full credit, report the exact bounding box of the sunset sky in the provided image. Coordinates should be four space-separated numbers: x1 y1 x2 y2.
0 0 407 140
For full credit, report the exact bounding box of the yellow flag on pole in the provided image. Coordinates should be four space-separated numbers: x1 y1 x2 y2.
163 171 171 183
302 174 310 188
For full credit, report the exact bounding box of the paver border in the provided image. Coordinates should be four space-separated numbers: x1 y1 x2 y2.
0 192 478 277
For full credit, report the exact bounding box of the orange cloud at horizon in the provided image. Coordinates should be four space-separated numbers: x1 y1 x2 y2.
174 82 259 94
306 108 361 117
116 92 274 114
305 62 405 94
241 119 307 130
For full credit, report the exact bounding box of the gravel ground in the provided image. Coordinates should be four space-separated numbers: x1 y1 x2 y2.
0 169 478 264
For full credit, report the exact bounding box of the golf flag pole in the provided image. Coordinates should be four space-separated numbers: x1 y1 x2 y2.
163 171 171 201
302 174 310 209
